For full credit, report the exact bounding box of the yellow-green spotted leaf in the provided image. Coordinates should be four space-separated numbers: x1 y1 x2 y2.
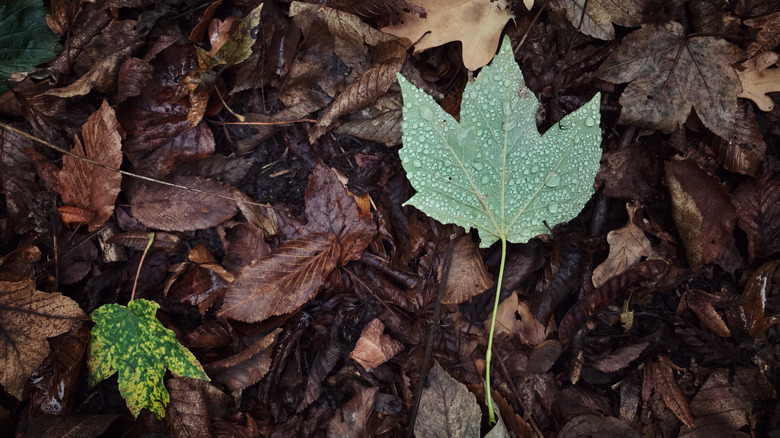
398 36 602 248
88 299 209 419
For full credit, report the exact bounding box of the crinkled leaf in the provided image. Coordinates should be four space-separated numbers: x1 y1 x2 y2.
88 299 209 419
592 201 652 288
596 22 742 139
348 318 403 371
551 0 645 40
398 36 602 249
737 51 780 112
0 279 85 398
57 101 123 230
0 0 61 94
414 362 481 438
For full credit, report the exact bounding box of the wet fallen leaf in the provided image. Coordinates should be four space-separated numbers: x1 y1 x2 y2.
732 172 780 263
203 328 280 391
740 261 780 339
25 414 120 438
644 356 694 428
591 341 649 373
664 159 736 269
0 279 85 398
592 201 653 288
441 234 493 305
743 11 780 57
677 289 730 337
381 0 514 70
700 101 765 177
219 165 375 323
165 377 212 438
130 176 239 232
414 362 481 438
349 318 403 371
596 23 742 139
737 51 780 112
551 0 645 40
558 415 639 438
56 101 122 230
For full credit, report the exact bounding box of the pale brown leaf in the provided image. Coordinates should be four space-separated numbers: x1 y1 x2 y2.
0 279 85 398
349 318 403 371
326 383 378 438
592 201 653 288
57 101 123 230
415 362 481 438
131 176 239 231
596 23 743 139
737 51 780 112
441 234 493 305
381 0 514 70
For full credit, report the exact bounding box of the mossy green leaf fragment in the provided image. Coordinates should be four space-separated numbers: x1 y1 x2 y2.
88 299 209 419
0 0 61 94
398 36 602 248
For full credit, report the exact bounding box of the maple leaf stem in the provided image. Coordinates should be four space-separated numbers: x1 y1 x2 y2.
130 232 155 301
485 235 507 424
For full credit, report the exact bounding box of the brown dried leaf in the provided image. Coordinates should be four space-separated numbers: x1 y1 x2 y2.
596 23 742 139
325 0 425 21
57 101 122 230
130 176 239 231
591 341 649 373
527 339 563 374
310 51 406 143
0 279 85 398
349 318 403 371
414 362 481 438
744 12 780 57
220 165 375 323
732 172 780 262
326 383 378 438
441 234 493 305
737 51 780 112
551 0 645 40
592 201 653 288
203 328 280 391
679 367 775 438
679 290 730 337
645 356 694 428
381 0 514 70
26 414 120 438
664 159 736 269
741 261 780 339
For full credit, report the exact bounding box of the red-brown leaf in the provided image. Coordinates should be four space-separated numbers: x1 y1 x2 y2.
57 101 122 230
349 318 403 371
732 172 780 262
679 290 731 337
646 356 694 428
131 175 239 231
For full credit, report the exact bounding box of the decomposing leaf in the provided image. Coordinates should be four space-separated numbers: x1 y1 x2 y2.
165 377 212 438
0 0 61 94
527 339 563 374
551 0 645 40
678 290 730 337
737 51 780 112
0 279 85 398
700 101 765 177
25 414 120 438
88 299 210 418
440 234 493 305
349 318 403 371
398 36 602 249
219 165 376 323
596 23 742 139
740 261 780 339
644 356 694 428
131 176 239 232
678 367 775 438
381 0 514 70
326 383 378 438
733 172 780 262
592 201 653 288
116 57 153 103
744 12 780 58
56 101 122 230
664 159 736 269
203 328 280 391
414 362 481 438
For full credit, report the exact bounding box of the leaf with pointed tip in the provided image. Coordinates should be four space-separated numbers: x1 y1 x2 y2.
398 36 602 248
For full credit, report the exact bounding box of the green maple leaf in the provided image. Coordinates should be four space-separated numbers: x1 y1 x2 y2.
398 37 602 249
398 36 602 422
0 0 61 94
88 299 209 419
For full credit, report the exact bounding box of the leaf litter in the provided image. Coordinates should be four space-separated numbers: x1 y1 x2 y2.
1 0 780 436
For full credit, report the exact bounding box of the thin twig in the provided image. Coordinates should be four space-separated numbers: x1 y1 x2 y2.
130 232 155 301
